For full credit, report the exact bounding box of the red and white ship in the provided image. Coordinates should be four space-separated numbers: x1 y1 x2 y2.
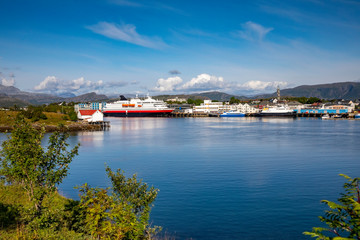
102 95 173 117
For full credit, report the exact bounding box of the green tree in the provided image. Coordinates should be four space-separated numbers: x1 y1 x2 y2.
187 98 194 105
0 118 79 221
229 97 240 105
307 97 321 104
77 166 160 239
304 174 360 239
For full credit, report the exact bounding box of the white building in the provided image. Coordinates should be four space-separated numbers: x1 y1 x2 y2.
166 97 187 103
193 100 260 114
236 103 259 113
193 100 233 113
77 110 104 122
323 102 356 113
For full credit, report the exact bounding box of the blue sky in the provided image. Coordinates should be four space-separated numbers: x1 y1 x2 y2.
1 0 360 96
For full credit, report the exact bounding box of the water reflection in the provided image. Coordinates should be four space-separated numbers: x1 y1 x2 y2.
106 117 169 132
77 131 105 148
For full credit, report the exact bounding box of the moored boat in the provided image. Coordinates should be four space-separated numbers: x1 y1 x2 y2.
321 114 330 119
220 111 245 117
254 105 297 117
102 95 173 117
355 114 360 119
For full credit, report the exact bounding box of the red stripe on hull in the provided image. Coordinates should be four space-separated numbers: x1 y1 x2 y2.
103 110 173 113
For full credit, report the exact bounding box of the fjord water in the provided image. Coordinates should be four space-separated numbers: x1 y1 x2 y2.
4 118 359 239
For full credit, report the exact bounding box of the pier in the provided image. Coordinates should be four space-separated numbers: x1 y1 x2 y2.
88 121 110 130
170 112 214 118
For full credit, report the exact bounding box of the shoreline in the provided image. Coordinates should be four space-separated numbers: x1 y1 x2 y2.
0 122 104 133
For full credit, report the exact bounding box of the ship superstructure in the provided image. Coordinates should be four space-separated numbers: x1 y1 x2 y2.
102 95 173 117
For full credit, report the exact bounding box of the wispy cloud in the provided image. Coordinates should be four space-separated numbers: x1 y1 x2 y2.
109 0 143 7
260 3 360 30
151 72 289 95
178 74 225 92
169 70 181 75
237 21 273 42
87 22 168 49
238 80 288 92
1 73 16 87
109 0 182 13
153 76 183 92
34 76 128 95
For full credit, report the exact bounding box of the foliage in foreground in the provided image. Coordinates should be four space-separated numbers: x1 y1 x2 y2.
0 118 161 239
0 118 79 222
304 174 360 240
77 166 160 239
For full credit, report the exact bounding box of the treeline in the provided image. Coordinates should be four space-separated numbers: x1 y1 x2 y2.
0 118 160 239
15 103 78 122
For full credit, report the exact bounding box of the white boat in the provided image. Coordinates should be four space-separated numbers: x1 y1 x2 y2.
102 95 173 117
220 110 245 117
321 114 330 119
254 105 297 117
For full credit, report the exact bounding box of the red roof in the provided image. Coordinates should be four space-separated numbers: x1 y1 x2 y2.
79 110 98 116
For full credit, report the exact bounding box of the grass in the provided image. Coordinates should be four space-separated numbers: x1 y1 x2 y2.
0 182 89 239
0 111 101 132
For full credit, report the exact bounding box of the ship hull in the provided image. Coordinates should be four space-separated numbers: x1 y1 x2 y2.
103 110 173 117
220 113 245 117
254 112 297 117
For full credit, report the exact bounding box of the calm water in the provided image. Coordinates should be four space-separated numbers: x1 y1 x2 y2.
2 117 360 239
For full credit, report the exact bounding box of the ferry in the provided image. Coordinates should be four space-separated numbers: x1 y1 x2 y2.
220 111 245 117
254 105 297 117
102 95 174 117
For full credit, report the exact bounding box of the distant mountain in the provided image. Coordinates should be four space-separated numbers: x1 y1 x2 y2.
0 84 109 106
65 92 109 103
0 85 22 94
0 84 64 105
191 91 248 101
0 93 29 108
56 92 77 98
255 82 360 100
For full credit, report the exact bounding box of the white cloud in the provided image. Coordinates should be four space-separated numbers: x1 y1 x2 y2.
238 21 273 41
151 73 288 95
153 76 183 92
178 73 225 91
34 76 59 91
1 73 16 87
34 76 108 95
87 22 167 49
239 80 288 91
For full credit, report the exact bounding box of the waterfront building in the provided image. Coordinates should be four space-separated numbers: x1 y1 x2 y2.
323 102 355 113
77 110 104 122
236 103 259 113
75 102 107 112
193 100 233 113
166 97 187 103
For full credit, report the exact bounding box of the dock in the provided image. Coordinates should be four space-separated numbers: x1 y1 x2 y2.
88 121 110 130
170 112 215 118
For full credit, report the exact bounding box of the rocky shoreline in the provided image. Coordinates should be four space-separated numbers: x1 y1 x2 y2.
0 122 104 133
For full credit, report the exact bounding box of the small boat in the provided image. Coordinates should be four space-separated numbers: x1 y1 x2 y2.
355 114 360 119
220 111 245 117
321 114 330 119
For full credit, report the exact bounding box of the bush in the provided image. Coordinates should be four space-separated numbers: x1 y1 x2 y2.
304 174 360 239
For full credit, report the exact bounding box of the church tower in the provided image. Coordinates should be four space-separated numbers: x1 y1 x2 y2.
277 86 281 101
